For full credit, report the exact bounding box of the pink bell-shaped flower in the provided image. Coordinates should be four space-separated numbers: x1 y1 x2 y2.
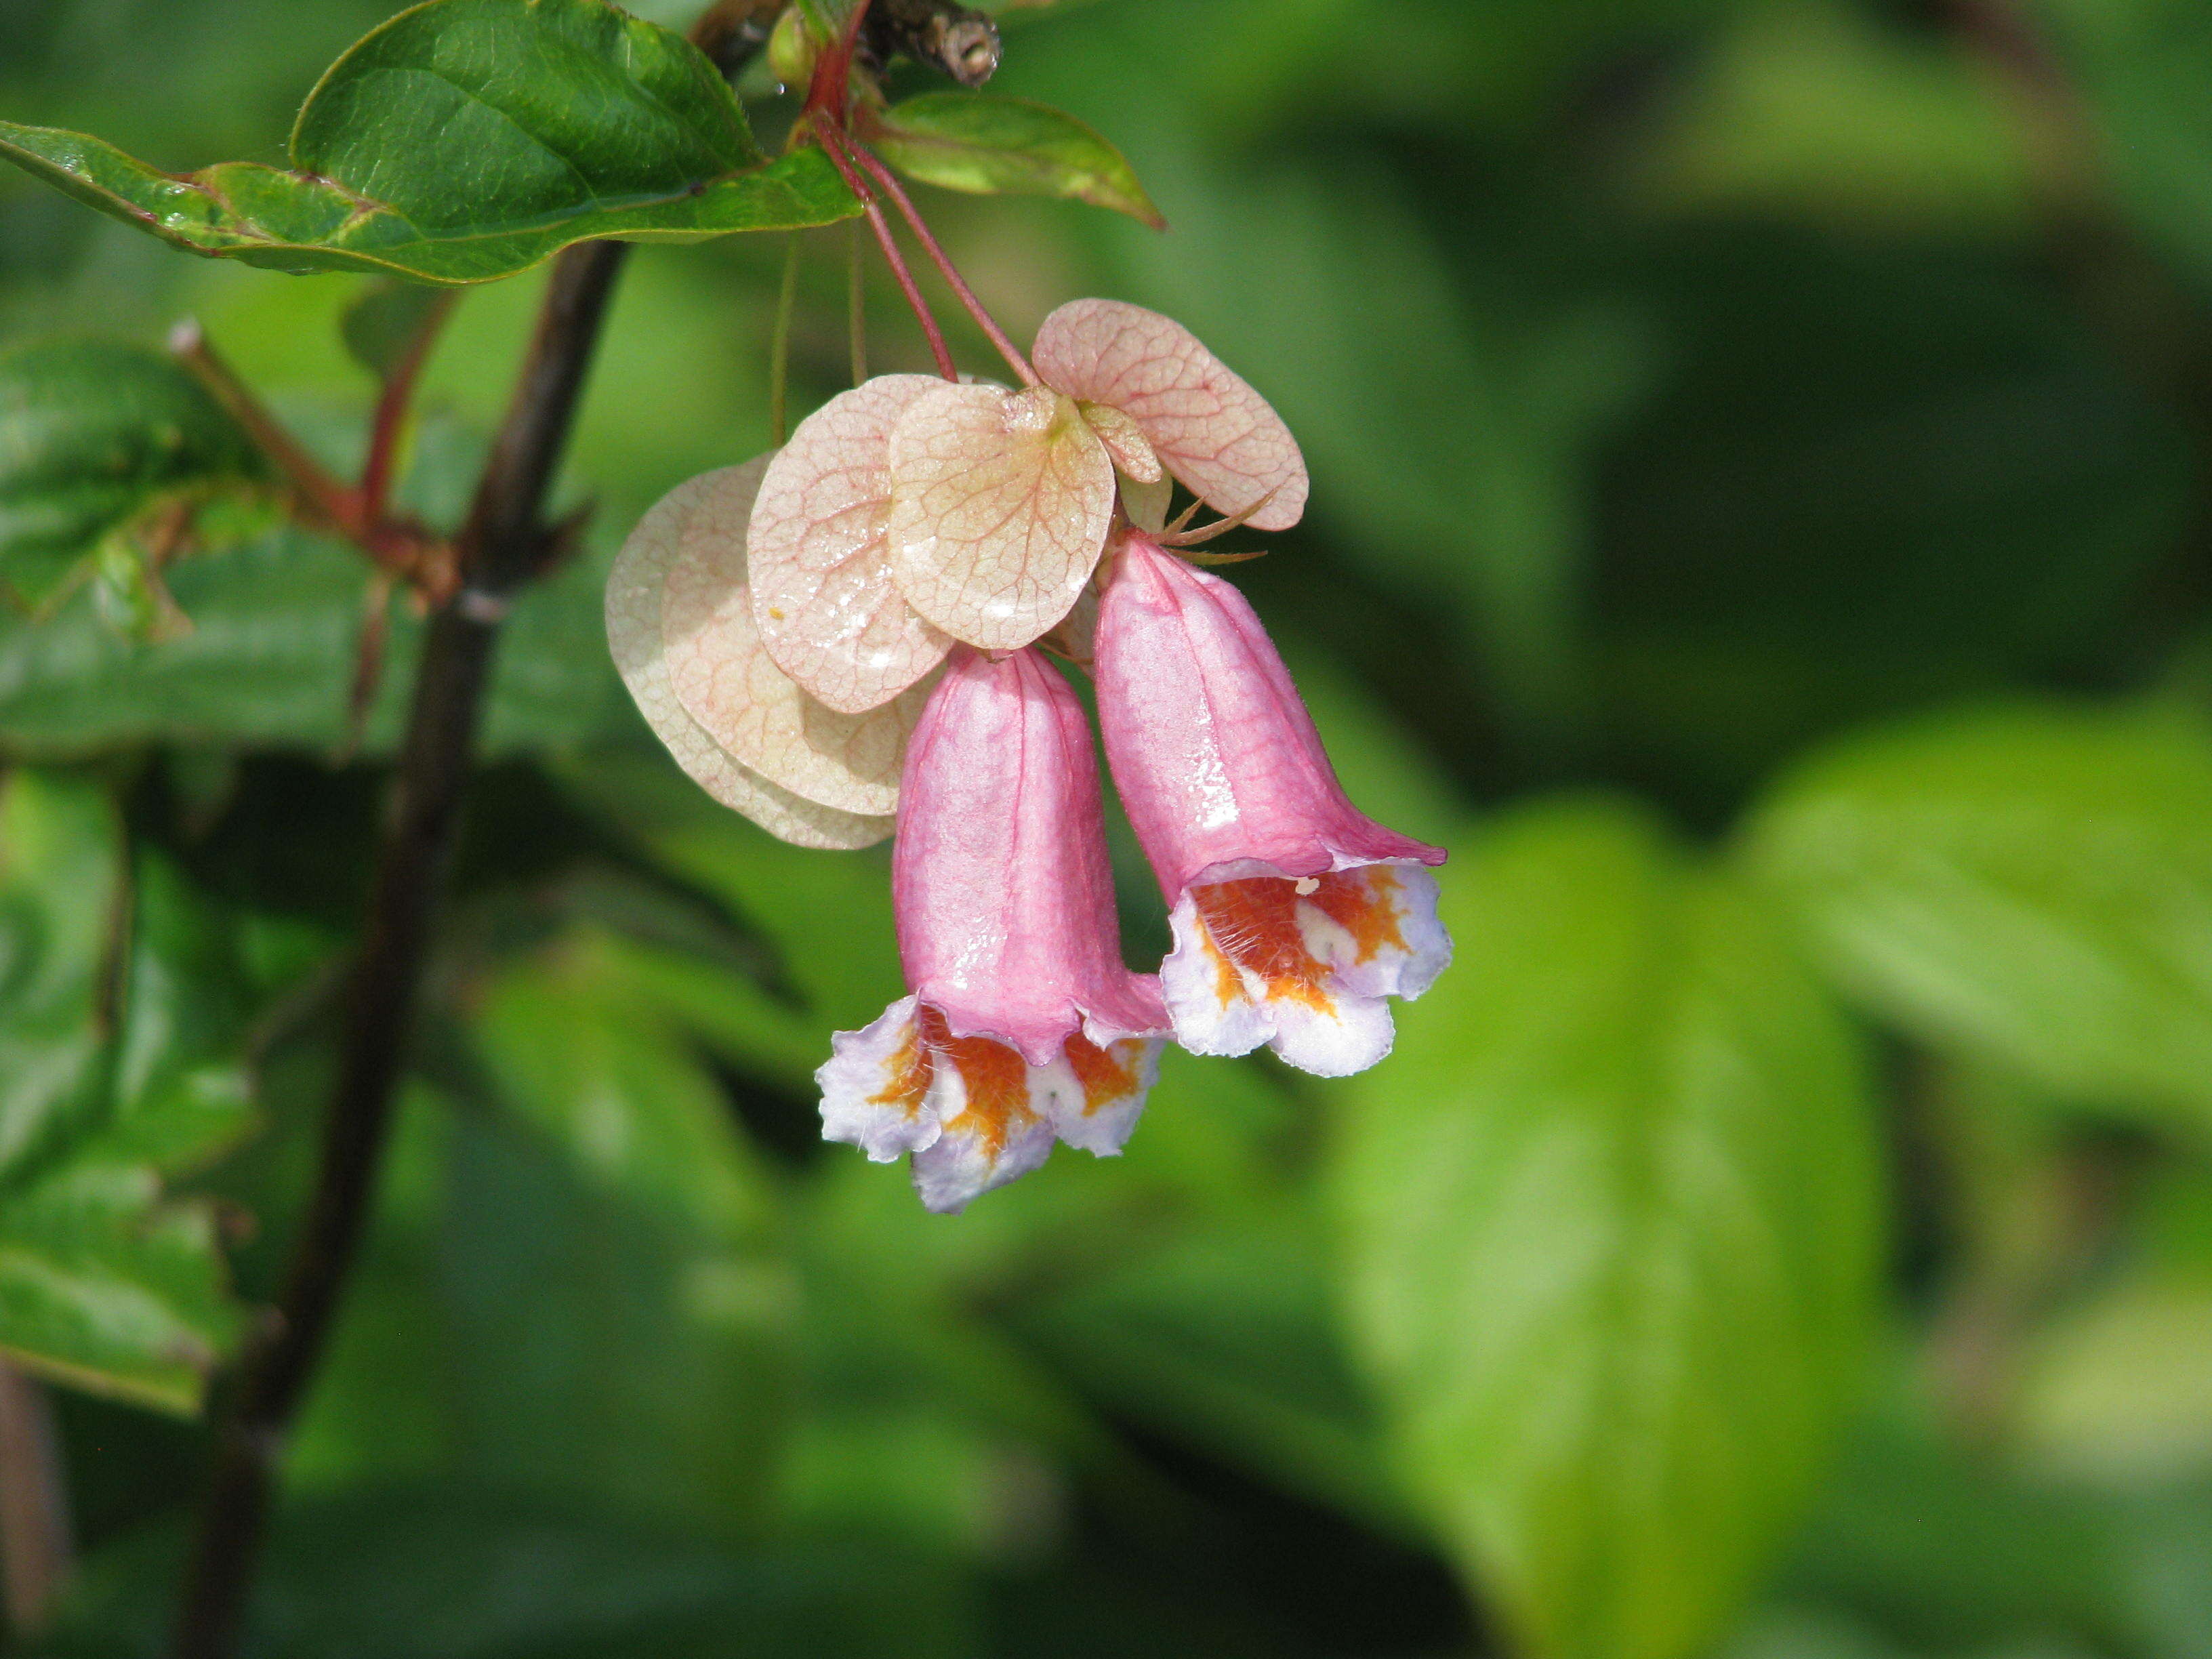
1094 534 1450 1077
818 645 1169 1212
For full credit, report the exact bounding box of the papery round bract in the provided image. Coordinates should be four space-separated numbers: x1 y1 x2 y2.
607 473 892 851
886 382 1116 651
664 458 931 817
1078 401 1160 482
1034 299 1308 531
747 374 955 714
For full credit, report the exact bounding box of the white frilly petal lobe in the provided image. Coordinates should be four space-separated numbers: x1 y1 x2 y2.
912 1104 1060 1214
817 996 943 1163
1050 1037 1162 1158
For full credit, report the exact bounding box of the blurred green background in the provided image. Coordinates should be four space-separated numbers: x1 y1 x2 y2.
5 0 2212 1656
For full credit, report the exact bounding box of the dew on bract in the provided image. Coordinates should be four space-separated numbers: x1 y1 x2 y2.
886 381 1117 651
662 456 930 817
746 374 955 714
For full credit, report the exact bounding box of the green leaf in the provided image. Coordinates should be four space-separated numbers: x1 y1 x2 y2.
1742 703 2212 1134
0 772 250 1413
0 0 860 285
1335 800 1885 1659
1012 1218 1408 1532
0 340 262 611
2041 0 2212 286
451 937 792 1527
0 769 123 1174
865 93 1164 228
43 1488 977 1659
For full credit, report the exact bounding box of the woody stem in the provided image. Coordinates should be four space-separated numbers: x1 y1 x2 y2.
851 142 1038 386
816 121 958 380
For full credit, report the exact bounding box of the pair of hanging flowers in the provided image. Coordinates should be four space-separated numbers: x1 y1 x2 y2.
609 298 1449 1212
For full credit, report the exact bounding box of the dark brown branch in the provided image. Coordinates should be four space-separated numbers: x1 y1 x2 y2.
165 201 634 1659
0 1362 73 1637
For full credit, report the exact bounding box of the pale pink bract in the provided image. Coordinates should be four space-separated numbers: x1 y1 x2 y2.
1033 299 1307 531
747 375 955 714
877 298 1311 661
607 468 893 851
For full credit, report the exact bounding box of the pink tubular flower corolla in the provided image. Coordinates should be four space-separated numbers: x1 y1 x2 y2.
1093 533 1450 1078
818 645 1168 1212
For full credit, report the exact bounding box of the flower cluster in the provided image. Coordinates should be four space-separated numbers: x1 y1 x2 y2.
608 300 1448 1212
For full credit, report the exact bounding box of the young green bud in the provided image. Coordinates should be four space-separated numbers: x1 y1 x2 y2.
767 5 820 92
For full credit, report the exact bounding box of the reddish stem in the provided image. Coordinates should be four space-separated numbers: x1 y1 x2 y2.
851 142 1038 386
804 0 877 125
169 321 364 536
171 319 453 592
359 292 457 522
817 121 958 380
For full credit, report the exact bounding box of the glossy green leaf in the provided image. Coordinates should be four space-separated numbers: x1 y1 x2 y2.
0 0 859 284
1335 800 1884 1659
0 773 250 1413
0 339 261 611
1742 703 2212 1132
866 93 1163 227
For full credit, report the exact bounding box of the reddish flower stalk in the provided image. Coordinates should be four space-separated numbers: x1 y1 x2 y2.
852 142 1038 386
169 320 361 537
169 317 454 598
802 0 876 125
815 119 958 380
